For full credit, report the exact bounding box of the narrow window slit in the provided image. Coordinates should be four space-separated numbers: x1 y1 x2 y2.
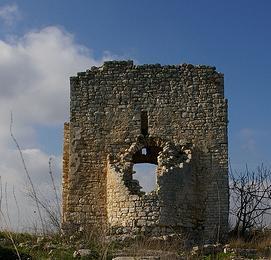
141 111 148 136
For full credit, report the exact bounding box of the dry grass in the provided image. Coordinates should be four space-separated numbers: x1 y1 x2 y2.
229 229 271 258
110 234 189 259
230 229 271 248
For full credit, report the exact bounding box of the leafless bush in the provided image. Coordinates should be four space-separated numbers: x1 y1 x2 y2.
10 112 45 234
230 164 271 237
12 185 20 229
9 112 61 234
28 162 61 233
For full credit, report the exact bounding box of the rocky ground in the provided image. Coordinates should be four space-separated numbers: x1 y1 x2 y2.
0 231 270 259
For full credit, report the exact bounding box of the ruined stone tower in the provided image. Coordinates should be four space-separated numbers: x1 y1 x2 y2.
62 60 229 243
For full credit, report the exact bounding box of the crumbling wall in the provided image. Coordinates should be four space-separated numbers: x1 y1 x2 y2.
107 137 192 238
62 60 228 243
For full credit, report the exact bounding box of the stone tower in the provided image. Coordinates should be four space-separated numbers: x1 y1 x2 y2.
62 60 229 243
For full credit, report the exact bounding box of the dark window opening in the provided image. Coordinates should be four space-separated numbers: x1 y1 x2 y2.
132 146 162 165
125 144 162 195
141 111 148 136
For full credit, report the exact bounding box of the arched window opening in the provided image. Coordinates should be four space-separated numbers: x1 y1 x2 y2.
124 144 162 195
133 163 157 193
132 146 162 165
122 140 163 195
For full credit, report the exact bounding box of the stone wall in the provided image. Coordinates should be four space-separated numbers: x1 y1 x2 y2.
62 60 229 243
62 122 70 224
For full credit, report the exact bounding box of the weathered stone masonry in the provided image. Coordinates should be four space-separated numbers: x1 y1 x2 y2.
62 60 229 243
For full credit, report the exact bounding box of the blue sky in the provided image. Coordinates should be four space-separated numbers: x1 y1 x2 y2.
17 0 271 167
0 1 270 227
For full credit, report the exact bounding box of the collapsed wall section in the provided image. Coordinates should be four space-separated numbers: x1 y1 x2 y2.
107 137 192 238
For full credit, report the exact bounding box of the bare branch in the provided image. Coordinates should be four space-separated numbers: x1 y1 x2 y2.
230 164 271 237
10 112 45 234
48 157 61 224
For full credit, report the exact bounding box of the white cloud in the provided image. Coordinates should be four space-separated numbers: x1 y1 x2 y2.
0 26 103 127
0 3 20 27
0 26 115 230
0 25 113 143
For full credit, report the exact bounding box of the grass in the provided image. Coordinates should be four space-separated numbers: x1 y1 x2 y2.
0 230 116 259
112 236 186 258
202 252 235 260
228 229 271 259
0 229 271 259
0 231 75 259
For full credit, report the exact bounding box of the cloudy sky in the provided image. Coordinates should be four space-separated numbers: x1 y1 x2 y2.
0 0 271 230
